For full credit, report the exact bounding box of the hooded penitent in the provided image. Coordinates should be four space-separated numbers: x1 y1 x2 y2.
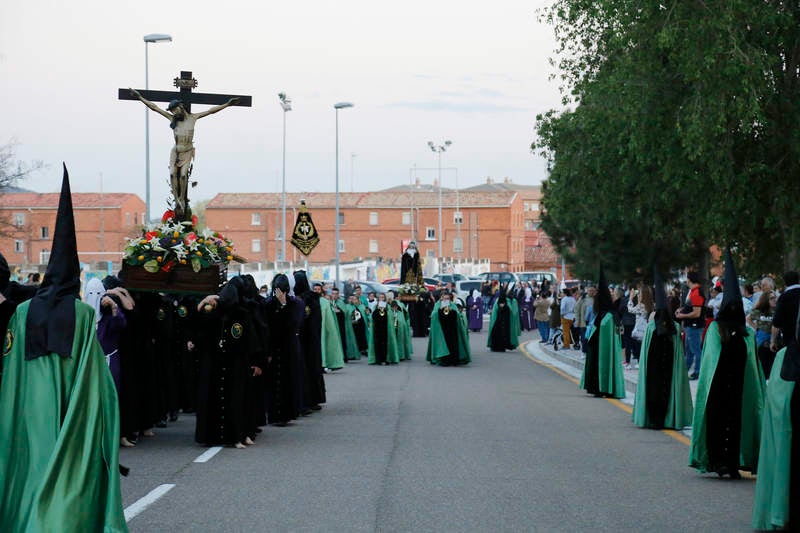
25 164 82 360
594 267 616 328
632 267 693 430
689 247 765 478
293 270 310 295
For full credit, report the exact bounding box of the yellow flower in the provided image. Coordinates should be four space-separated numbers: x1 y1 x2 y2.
226 255 233 261
173 231 180 238
157 256 163 263
137 255 144 261
196 251 202 256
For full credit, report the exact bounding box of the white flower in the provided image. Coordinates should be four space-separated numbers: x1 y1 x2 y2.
171 242 188 260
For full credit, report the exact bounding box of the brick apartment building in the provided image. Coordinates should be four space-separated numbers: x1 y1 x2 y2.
205 177 553 272
461 178 559 272
0 190 146 268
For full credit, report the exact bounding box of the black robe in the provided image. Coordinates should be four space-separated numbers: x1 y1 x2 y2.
704 330 748 475
265 296 301 424
296 291 326 408
438 306 461 366
194 303 255 445
488 303 514 352
118 292 161 437
352 307 368 354
410 294 432 337
645 332 675 428
371 308 390 364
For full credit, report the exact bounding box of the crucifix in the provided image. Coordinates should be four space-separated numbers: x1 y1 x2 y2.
119 71 253 221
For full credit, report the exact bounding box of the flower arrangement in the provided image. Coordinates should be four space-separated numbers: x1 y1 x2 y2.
398 283 428 296
123 210 244 273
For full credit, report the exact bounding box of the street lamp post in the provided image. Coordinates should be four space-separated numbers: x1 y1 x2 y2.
279 93 292 262
334 102 354 290
428 140 452 258
143 33 172 224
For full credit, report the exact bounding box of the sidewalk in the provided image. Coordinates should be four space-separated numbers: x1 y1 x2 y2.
522 335 698 436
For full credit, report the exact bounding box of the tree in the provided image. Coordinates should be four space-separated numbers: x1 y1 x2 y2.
0 140 43 237
534 0 800 281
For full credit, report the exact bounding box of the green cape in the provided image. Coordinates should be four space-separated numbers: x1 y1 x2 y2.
632 321 693 429
752 347 796 530
486 299 520 348
367 305 400 364
426 301 471 365
689 322 765 473
0 300 127 532
580 312 626 399
320 299 345 370
335 300 360 361
392 301 413 360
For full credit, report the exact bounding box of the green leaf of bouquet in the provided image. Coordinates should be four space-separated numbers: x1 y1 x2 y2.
191 257 202 273
143 260 160 273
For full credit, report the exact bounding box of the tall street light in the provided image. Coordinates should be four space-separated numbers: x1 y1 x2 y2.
334 102 354 290
278 92 291 262
428 140 452 258
143 33 172 224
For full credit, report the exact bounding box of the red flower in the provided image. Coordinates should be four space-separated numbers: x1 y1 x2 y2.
191 215 199 227
162 210 176 223
160 260 177 272
184 232 198 245
144 231 159 242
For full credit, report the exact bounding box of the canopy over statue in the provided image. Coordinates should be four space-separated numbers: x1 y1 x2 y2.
119 71 252 221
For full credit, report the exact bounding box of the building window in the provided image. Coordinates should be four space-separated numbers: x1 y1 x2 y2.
453 211 463 225
14 240 24 253
369 212 379 225
40 249 50 264
523 202 530 212
338 212 345 225
402 212 411 225
453 238 463 253
531 202 539 211
276 229 284 240
251 213 261 226
369 240 378 253
426 227 435 240
40 226 49 239
134 212 139 225
426 248 435 258
251 239 261 253
125 212 131 226
338 240 345 253
524 220 535 231
14 213 24 227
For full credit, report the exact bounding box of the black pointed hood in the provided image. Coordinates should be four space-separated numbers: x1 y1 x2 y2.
25 164 81 360
715 248 746 338
594 267 616 327
653 267 675 336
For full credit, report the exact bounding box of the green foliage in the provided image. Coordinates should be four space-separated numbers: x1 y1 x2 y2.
535 0 800 280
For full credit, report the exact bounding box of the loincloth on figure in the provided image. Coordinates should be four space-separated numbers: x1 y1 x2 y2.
169 146 195 172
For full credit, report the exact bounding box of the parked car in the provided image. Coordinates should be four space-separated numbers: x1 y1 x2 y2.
476 271 520 287
454 279 483 302
517 271 557 287
357 280 389 295
433 273 467 284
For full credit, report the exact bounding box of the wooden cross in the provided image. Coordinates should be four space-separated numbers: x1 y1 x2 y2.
118 70 252 112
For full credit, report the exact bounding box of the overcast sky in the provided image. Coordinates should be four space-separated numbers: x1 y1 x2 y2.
1 0 561 211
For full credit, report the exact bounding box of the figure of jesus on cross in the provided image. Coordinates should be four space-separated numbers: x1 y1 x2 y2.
128 88 238 221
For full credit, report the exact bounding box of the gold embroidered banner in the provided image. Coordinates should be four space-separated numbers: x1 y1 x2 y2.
290 201 320 256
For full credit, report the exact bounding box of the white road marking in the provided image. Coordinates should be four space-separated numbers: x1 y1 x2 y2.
193 446 223 463
124 484 175 522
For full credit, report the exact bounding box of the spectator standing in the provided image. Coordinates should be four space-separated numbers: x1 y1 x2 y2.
616 287 637 367
534 291 551 343
771 271 800 353
628 284 654 370
548 294 561 344
675 272 706 380
574 287 589 352
560 288 576 349
748 290 777 377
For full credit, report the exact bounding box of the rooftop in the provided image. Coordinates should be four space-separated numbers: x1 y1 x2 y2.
0 192 143 209
207 191 518 209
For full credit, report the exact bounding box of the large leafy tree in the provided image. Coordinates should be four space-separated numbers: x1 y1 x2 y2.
534 0 800 280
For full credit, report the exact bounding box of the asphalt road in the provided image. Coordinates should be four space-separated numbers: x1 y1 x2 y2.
121 326 756 532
